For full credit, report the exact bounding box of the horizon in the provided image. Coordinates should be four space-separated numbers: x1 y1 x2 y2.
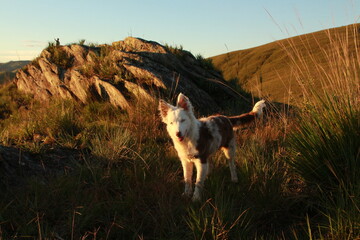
0 0 359 63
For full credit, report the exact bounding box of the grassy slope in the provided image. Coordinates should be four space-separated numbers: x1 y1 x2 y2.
211 23 360 104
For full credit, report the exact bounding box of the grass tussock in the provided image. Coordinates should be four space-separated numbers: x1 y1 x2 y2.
0 24 359 239
284 23 360 239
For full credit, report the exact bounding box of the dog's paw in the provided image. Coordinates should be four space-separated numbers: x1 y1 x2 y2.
231 176 239 183
191 192 201 202
182 191 192 199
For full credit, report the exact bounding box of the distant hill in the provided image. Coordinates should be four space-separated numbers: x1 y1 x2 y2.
0 60 30 84
211 24 360 104
0 60 30 72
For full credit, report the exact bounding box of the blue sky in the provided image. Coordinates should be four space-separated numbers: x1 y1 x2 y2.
0 0 359 63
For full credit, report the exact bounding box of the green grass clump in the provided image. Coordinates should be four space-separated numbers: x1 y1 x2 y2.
285 23 360 239
288 100 359 237
289 96 359 192
289 96 360 239
89 125 134 163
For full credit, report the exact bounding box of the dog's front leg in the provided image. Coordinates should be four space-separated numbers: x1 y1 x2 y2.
181 159 194 197
192 159 208 202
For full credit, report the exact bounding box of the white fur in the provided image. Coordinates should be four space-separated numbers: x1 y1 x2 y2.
252 99 266 116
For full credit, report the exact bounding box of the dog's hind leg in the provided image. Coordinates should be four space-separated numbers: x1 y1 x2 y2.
222 138 238 183
181 159 194 197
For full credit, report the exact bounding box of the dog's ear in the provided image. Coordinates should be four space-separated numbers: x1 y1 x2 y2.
176 93 192 112
159 99 170 121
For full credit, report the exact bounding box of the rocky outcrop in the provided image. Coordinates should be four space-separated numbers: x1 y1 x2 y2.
15 37 238 114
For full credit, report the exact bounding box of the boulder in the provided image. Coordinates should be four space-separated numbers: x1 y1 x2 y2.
15 37 238 114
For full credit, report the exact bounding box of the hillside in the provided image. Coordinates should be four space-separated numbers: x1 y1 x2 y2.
211 23 360 104
0 60 30 84
0 60 30 72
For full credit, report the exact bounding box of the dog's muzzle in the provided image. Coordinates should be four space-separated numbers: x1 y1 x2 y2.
176 131 184 142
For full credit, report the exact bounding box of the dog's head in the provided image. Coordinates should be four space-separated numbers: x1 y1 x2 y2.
159 93 193 142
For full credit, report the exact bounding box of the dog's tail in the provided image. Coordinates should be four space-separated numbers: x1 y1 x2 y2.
228 100 266 129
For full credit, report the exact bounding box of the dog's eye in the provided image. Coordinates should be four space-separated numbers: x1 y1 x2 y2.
169 122 173 125
180 119 186 123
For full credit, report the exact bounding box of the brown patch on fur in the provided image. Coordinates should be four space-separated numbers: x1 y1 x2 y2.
212 116 234 147
195 122 213 163
195 116 234 163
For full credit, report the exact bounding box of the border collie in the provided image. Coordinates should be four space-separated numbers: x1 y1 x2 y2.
159 93 266 201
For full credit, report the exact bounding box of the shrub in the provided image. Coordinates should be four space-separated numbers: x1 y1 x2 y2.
46 42 73 69
196 53 218 72
0 83 30 119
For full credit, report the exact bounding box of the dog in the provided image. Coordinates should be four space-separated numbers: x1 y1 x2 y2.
159 93 266 201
